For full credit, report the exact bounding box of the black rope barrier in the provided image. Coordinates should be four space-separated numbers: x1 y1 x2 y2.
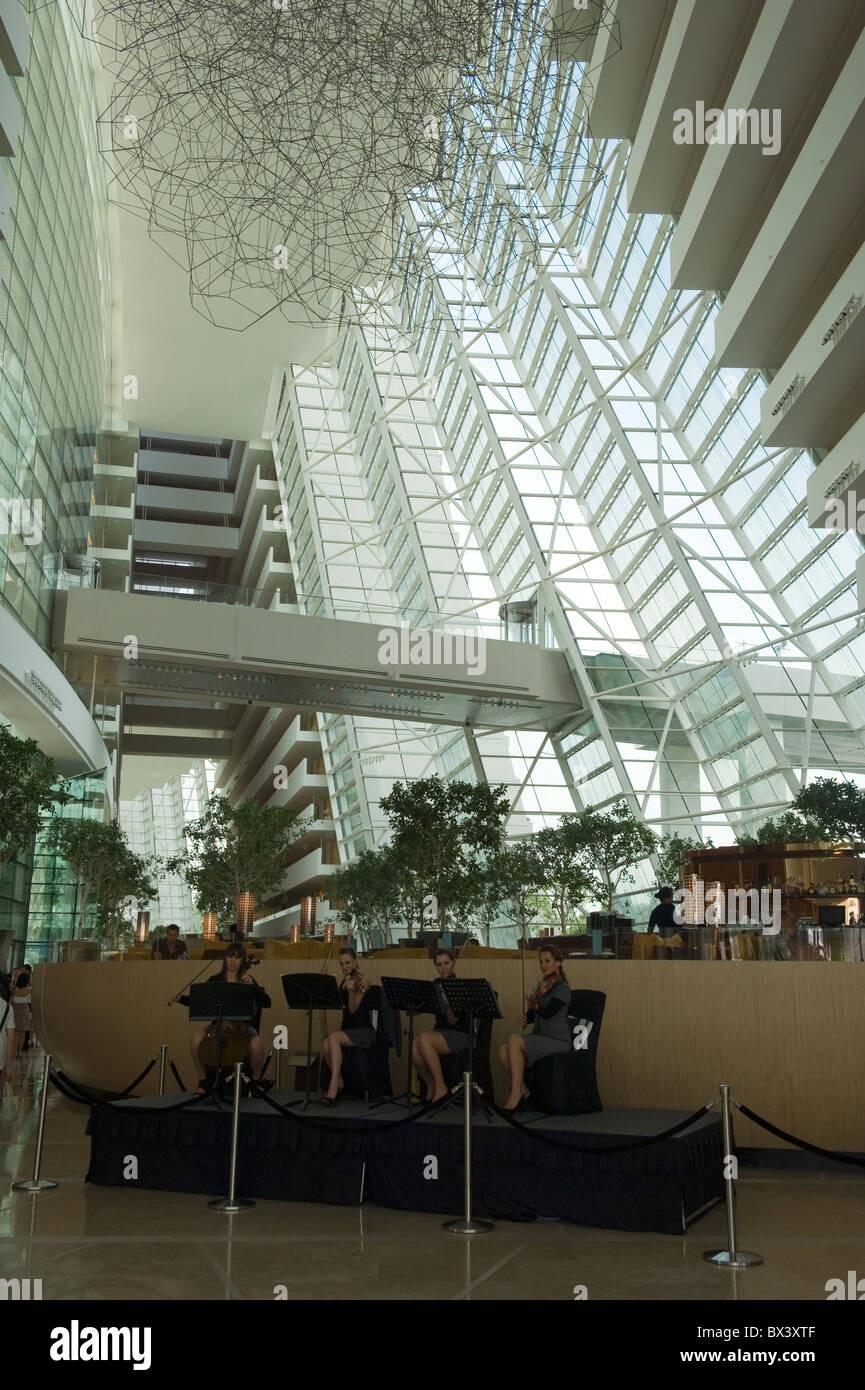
48 1070 101 1106
485 1099 717 1154
735 1101 865 1168
116 1058 157 1098
49 1068 215 1113
168 1059 187 1093
247 1079 455 1134
49 1058 157 1104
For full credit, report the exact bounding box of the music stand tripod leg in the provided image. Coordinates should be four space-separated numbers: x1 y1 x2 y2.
304 1005 314 1109
380 1007 420 1110
285 998 315 1110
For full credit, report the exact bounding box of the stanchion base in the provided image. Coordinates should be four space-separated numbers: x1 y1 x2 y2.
443 1217 494 1234
12 1179 58 1192
702 1249 763 1267
207 1197 256 1212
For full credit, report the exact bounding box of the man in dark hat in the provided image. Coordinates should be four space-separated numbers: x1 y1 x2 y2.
647 886 681 939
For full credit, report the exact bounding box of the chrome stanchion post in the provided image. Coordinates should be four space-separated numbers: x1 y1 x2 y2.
208 1062 255 1212
158 1044 168 1096
443 1070 493 1235
13 1054 58 1192
703 1083 762 1267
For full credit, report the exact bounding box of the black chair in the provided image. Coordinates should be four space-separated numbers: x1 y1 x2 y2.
319 986 396 1102
527 988 605 1116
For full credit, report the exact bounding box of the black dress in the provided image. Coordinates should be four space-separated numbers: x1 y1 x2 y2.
340 980 376 1047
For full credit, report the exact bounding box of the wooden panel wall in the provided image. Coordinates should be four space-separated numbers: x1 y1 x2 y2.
31 959 865 1150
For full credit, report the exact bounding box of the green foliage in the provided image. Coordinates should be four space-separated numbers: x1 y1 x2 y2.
492 839 547 941
467 850 516 946
556 799 657 912
166 794 303 923
793 777 865 841
330 847 405 939
0 724 69 875
47 816 156 946
655 831 715 886
379 777 510 933
534 822 594 931
736 807 832 847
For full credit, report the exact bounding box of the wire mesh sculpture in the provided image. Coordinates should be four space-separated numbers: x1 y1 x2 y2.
70 0 609 330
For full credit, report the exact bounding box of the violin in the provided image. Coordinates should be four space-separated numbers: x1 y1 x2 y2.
522 973 559 1029
343 964 369 995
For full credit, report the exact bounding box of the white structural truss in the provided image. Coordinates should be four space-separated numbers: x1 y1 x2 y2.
268 9 865 918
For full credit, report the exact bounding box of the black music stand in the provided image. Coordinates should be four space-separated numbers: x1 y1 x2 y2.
439 977 500 1117
379 977 440 1108
188 983 254 1105
281 973 343 1109
438 977 501 1234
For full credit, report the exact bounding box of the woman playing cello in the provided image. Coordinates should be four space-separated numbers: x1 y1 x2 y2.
171 943 271 1095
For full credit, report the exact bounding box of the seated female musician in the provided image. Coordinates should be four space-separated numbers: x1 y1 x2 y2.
320 947 374 1105
498 946 571 1111
411 948 470 1103
173 944 271 1096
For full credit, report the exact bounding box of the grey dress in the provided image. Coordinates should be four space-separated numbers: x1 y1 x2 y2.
524 979 572 1064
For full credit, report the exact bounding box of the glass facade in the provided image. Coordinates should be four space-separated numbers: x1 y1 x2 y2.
0 0 111 647
120 762 213 937
271 13 865 923
2 5 863 940
25 770 106 956
0 3 112 957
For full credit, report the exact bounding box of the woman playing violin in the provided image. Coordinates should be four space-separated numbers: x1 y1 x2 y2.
320 947 374 1105
411 948 470 1103
498 946 571 1111
171 943 271 1096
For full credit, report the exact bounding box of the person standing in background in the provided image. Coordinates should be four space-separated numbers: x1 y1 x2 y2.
647 886 680 938
0 977 16 1085
10 965 31 1061
152 924 188 960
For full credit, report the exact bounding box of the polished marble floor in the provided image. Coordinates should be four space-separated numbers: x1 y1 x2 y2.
2 1049 862 1301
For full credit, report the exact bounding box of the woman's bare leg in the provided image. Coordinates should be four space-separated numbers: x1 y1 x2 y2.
189 1028 207 1088
417 1032 452 1102
412 1037 435 1098
324 1030 355 1099
504 1034 528 1108
248 1037 265 1079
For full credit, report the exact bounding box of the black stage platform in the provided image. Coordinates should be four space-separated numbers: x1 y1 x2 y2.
87 1092 723 1234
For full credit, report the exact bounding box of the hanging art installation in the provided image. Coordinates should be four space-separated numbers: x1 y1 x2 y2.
67 0 610 330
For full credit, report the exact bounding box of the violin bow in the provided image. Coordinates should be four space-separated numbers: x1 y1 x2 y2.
319 930 337 976
167 957 212 1005
313 927 340 1021
519 921 531 1029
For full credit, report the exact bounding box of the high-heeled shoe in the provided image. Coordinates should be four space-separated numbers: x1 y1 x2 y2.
503 1095 529 1114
